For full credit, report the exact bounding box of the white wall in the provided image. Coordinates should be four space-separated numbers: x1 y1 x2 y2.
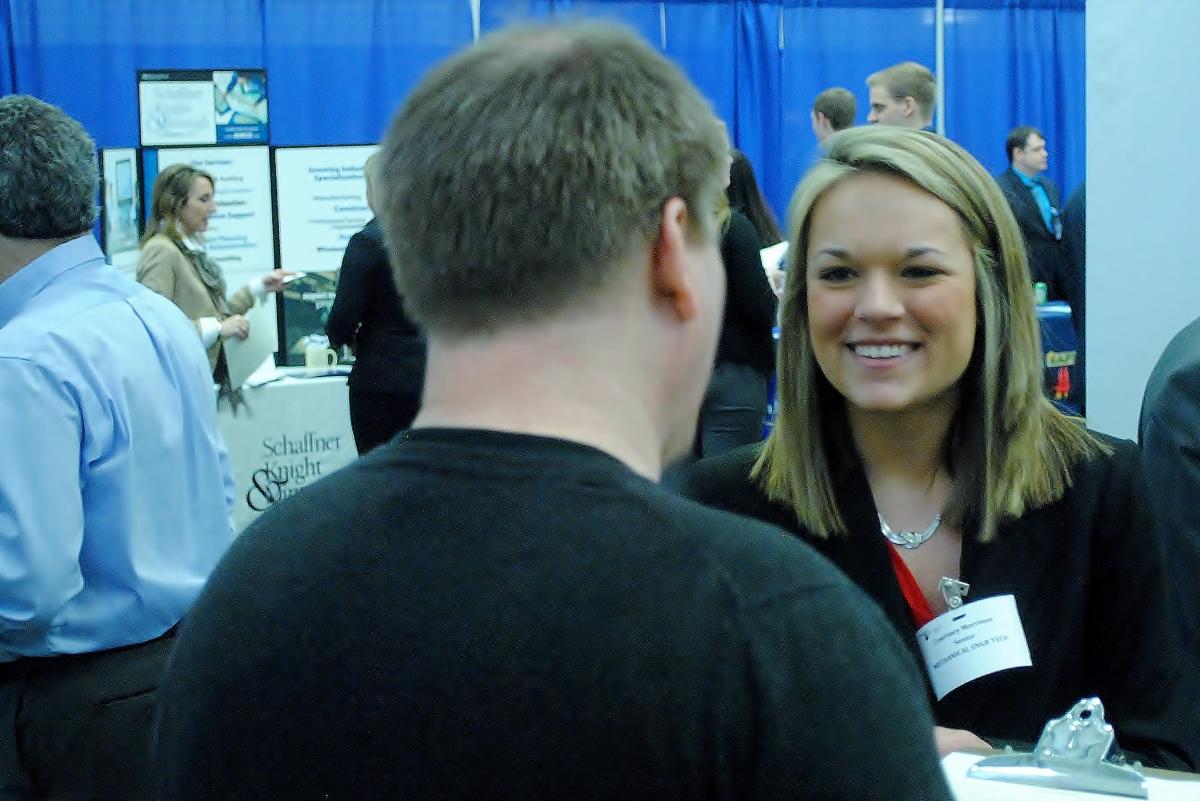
1087 0 1200 439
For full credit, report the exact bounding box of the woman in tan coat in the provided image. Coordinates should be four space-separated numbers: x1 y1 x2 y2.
137 163 289 382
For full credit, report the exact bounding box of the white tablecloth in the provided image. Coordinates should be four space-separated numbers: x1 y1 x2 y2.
217 367 358 532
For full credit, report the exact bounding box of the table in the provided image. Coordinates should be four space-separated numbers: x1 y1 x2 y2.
1038 301 1082 417
217 367 357 532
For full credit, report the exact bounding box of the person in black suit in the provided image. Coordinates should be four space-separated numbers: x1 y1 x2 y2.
326 153 425 454
1060 180 1085 342
1140 316 1200 575
684 125 1199 768
995 127 1079 318
1059 181 1086 412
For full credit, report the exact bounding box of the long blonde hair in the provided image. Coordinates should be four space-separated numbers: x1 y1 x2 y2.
141 163 214 247
755 126 1103 542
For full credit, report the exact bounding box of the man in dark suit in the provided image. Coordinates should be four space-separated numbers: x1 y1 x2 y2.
1139 315 1200 640
1061 180 1086 342
996 126 1079 316
1141 317 1200 550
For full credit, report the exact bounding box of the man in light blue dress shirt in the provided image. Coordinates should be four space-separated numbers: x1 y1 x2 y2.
0 96 235 800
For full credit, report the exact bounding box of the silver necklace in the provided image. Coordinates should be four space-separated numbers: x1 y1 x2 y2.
878 513 942 550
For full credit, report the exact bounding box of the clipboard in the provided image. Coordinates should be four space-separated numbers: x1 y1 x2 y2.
943 698 1200 800
223 299 278 389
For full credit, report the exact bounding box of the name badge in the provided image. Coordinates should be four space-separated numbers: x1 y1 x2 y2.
916 594 1032 700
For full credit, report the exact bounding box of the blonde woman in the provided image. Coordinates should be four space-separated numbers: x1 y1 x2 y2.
137 164 290 383
685 126 1198 769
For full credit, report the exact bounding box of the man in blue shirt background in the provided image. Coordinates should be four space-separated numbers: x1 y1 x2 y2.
0 95 235 800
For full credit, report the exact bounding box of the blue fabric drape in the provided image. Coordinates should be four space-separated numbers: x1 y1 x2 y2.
734 1 784 225
6 0 265 147
779 0 937 221
262 0 472 145
944 0 1084 195
665 1 736 125
0 0 14 96
0 0 470 148
0 0 1084 205
480 0 662 44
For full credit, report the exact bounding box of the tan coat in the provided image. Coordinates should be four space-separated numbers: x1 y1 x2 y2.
137 234 254 371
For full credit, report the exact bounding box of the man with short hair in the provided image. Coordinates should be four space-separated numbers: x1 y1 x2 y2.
866 61 936 129
811 86 856 142
0 95 234 799
996 126 1077 309
155 23 952 801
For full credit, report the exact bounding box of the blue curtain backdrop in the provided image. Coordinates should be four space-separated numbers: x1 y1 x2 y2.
780 0 938 218
944 0 1085 195
0 0 1083 217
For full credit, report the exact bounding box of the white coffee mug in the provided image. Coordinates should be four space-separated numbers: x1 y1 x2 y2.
305 345 337 368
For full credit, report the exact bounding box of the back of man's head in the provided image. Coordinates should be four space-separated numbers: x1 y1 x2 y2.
866 62 936 128
812 87 856 132
376 22 729 339
0 95 97 240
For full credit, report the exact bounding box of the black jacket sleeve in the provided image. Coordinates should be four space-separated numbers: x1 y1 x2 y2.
326 230 382 350
1069 438 1200 770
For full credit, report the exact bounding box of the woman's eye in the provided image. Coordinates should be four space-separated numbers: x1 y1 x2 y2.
818 266 855 282
902 265 940 279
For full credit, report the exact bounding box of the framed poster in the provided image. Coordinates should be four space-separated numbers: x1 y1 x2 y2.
99 147 142 277
138 69 268 146
273 144 377 274
272 144 378 365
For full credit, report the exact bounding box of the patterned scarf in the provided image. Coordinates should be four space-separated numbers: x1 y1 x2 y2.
178 235 244 411
179 238 231 316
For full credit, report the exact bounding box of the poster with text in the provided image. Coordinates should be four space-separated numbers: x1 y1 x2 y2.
273 145 377 274
139 69 268 146
274 145 377 365
100 148 141 278
149 146 277 303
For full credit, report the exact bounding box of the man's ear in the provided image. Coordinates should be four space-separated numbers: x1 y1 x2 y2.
903 96 918 119
650 197 701 323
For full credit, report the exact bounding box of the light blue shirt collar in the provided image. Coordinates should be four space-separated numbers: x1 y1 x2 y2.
1013 168 1042 186
0 234 103 327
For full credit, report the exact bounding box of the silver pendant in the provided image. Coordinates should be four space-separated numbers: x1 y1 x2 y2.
879 513 942 550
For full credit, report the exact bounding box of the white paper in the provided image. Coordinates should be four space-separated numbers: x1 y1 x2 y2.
760 240 788 274
223 301 278 389
917 594 1031 700
943 752 1200 801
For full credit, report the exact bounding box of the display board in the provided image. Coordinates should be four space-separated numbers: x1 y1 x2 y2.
273 144 377 365
138 69 268 146
273 144 377 274
99 147 141 278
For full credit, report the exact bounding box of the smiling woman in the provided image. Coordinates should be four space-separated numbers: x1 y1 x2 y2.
684 125 1200 771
